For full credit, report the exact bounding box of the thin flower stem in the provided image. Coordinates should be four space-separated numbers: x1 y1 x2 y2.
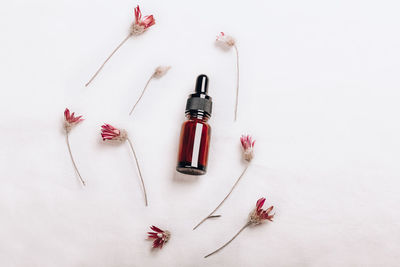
85 34 132 87
193 164 249 230
233 44 240 121
127 137 148 206
65 132 86 186
204 221 251 258
129 74 154 115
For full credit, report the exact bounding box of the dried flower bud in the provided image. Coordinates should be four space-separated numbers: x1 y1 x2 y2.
240 135 255 162
147 225 170 249
249 197 274 225
100 124 127 142
153 66 171 78
216 32 236 48
64 108 84 132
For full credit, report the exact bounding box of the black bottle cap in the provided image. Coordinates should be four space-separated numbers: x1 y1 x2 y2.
185 74 213 117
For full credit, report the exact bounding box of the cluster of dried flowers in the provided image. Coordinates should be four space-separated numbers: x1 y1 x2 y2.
62 4 275 256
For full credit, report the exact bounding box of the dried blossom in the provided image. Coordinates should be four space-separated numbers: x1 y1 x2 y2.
216 32 240 121
147 225 170 249
216 32 236 48
204 197 275 258
240 134 255 162
193 135 256 230
64 108 84 133
85 5 156 87
129 65 171 115
100 123 148 206
101 124 128 142
63 108 86 186
249 197 274 224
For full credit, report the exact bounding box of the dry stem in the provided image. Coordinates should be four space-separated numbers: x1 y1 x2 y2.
129 74 154 115
193 164 249 230
204 221 251 258
85 34 132 87
127 137 148 206
233 44 240 121
65 131 86 186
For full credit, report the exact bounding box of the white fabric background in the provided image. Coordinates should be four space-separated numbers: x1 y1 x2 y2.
1 0 400 266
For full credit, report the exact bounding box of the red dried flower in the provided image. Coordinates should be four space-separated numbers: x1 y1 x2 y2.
134 5 155 30
250 197 274 224
100 124 127 142
240 135 255 161
147 225 170 249
64 108 84 131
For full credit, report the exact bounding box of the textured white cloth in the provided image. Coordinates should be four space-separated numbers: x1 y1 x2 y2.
1 0 400 266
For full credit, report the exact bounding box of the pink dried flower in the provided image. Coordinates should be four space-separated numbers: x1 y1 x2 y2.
85 5 156 87
132 5 156 35
100 123 148 206
147 225 170 249
63 108 86 186
101 124 127 142
216 32 240 121
129 65 171 115
240 135 255 161
64 108 84 132
193 134 255 230
205 197 275 258
249 197 274 224
216 32 236 47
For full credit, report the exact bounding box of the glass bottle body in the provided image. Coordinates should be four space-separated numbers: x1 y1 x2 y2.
176 113 211 175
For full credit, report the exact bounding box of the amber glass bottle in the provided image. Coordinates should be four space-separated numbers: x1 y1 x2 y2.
176 75 212 175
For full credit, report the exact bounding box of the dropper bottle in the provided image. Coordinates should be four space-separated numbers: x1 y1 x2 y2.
176 74 212 175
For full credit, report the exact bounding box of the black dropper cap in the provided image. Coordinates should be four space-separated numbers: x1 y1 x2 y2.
185 74 212 117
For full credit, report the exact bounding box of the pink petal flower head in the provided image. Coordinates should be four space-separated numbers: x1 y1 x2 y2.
249 197 274 225
100 124 127 142
147 225 170 249
153 65 171 78
240 135 255 162
64 108 84 132
131 5 155 35
216 32 236 49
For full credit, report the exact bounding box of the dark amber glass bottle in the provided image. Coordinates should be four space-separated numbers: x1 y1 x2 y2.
176 75 212 175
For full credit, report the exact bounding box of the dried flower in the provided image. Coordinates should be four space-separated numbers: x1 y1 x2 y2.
240 134 255 162
204 197 275 258
147 225 170 249
131 5 156 35
216 32 240 121
193 135 256 230
249 197 274 224
129 65 171 115
85 5 156 87
216 32 236 48
63 108 86 186
101 124 128 142
100 123 148 206
64 108 84 133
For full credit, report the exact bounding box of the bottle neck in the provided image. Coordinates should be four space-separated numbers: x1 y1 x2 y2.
186 111 210 122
